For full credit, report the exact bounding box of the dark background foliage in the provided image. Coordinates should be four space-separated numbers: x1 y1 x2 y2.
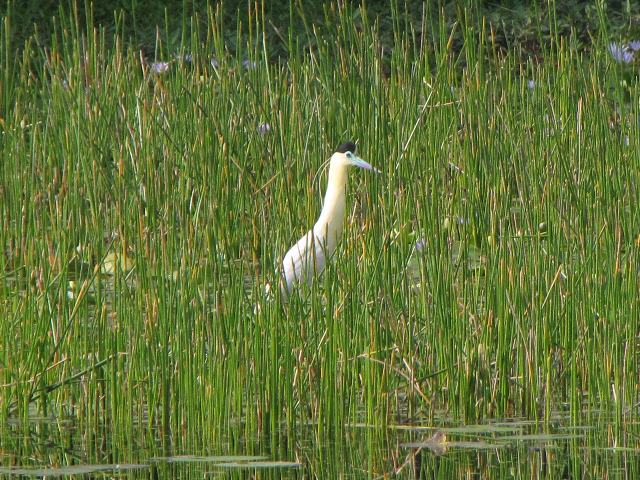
4 0 640 58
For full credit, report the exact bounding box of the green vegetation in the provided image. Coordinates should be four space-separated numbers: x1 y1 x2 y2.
4 0 640 59
1 1 639 449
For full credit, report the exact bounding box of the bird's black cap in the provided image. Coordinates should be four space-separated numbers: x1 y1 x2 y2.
336 141 357 154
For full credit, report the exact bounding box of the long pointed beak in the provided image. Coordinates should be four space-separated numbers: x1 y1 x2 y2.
350 156 381 173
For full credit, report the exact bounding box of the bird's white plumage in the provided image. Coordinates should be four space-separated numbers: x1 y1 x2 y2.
281 230 328 290
280 145 377 297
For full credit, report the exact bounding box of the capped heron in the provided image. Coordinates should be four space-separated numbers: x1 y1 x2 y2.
280 142 378 296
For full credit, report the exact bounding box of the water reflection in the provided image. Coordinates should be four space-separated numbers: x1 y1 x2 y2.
0 414 639 478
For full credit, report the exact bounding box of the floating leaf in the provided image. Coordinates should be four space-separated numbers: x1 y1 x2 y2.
216 460 302 469
150 455 268 463
101 251 135 274
499 433 584 441
440 424 524 434
0 463 147 476
403 441 505 450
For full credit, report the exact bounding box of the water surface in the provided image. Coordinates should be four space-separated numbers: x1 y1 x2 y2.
1 412 638 478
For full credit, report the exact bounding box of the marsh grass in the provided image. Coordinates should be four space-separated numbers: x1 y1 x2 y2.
1 2 639 443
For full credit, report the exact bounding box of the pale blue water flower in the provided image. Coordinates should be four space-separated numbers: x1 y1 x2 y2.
210 58 219 69
257 123 271 135
628 40 640 52
151 62 170 74
608 42 634 64
448 162 463 174
527 80 535 90
242 59 257 70
175 53 193 63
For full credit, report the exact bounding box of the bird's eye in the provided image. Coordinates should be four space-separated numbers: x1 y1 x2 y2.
346 151 353 158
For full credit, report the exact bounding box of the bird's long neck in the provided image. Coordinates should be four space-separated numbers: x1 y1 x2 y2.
315 163 348 239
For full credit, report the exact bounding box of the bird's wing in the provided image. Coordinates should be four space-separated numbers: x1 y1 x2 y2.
281 230 327 293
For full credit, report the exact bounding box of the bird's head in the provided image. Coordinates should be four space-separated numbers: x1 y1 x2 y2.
331 141 380 172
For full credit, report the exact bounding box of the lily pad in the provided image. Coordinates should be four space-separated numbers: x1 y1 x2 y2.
499 433 584 441
440 424 523 434
402 441 505 450
0 463 147 477
101 251 135 274
150 455 268 463
216 460 302 469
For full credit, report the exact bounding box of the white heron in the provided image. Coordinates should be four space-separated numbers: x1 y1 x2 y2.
280 141 378 297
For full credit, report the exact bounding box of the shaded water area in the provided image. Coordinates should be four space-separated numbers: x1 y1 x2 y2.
1 412 639 478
